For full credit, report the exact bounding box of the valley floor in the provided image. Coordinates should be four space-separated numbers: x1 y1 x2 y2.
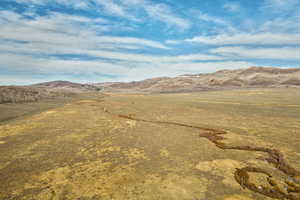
0 88 300 200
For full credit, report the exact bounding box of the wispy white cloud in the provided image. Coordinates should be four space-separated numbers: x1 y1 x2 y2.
0 9 233 84
15 0 46 4
185 33 300 45
143 3 191 31
120 0 191 30
259 13 300 33
0 10 169 50
0 38 223 64
14 0 191 31
211 46 300 60
56 0 91 9
164 10 236 45
2 0 299 85
165 40 181 45
193 10 230 27
0 51 252 84
95 36 170 49
223 2 241 12
188 9 236 34
16 0 91 9
262 0 300 11
93 0 139 21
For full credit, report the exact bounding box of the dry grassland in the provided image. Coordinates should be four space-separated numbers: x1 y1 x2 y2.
0 88 299 199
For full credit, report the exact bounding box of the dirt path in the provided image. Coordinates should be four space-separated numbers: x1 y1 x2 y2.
105 110 300 200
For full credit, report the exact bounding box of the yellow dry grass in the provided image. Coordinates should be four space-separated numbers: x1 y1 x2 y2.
0 88 299 200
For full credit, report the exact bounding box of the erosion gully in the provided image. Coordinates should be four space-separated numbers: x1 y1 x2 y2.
105 110 300 200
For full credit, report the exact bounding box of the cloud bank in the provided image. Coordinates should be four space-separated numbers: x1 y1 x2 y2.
0 0 299 84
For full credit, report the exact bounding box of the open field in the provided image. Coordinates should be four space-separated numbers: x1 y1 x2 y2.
0 88 299 200
0 94 99 125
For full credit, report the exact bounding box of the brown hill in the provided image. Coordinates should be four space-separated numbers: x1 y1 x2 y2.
0 80 100 104
97 67 300 93
32 81 99 92
0 86 74 104
2 67 299 102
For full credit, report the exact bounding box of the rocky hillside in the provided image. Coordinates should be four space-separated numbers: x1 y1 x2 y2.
97 67 300 93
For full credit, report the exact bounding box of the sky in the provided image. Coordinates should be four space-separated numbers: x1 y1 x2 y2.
0 0 300 85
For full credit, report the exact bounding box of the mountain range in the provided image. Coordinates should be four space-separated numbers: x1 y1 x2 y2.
2 66 300 103
93 66 300 93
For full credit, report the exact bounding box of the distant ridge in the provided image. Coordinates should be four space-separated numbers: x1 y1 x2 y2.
95 66 300 93
0 81 98 104
0 86 74 104
1 67 300 102
32 80 99 92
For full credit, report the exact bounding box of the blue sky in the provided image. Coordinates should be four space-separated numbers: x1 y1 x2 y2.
0 0 300 84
